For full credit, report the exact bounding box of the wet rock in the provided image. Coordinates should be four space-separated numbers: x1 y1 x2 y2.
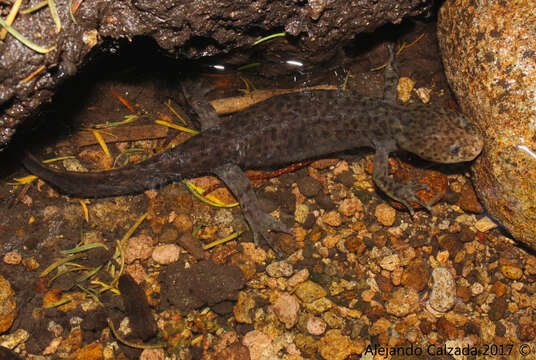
124 235 154 264
294 334 318 357
295 281 328 303
160 260 245 311
338 197 363 217
518 324 536 342
294 203 310 224
74 343 103 360
158 225 179 243
501 265 523 280
297 176 322 197
273 293 299 329
437 317 457 340
234 292 255 324
0 275 17 332
315 192 335 211
488 296 507 321
321 210 342 227
3 252 21 265
385 287 420 317
0 329 28 351
306 316 327 336
456 182 484 213
401 258 429 292
317 329 364 360
474 216 498 233
334 171 355 188
369 317 391 336
375 203 396 226
151 244 180 264
376 274 393 293
491 281 507 297
429 267 456 313
266 261 293 278
379 254 400 271
172 213 193 234
243 330 275 360
438 0 536 250
288 268 310 288
177 232 205 260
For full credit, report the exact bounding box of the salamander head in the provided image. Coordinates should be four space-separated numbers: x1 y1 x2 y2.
395 103 483 163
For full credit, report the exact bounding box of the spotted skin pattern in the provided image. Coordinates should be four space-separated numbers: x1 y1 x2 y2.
23 48 483 251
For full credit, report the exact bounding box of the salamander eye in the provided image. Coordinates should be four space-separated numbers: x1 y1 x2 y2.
450 143 461 154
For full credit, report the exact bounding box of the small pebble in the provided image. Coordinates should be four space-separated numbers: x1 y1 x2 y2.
151 244 180 264
401 258 428 292
475 216 498 232
397 76 416 103
297 176 322 197
124 235 153 264
375 204 396 226
429 267 456 313
234 292 255 324
321 211 342 227
242 330 273 360
317 330 363 360
3 252 21 265
266 261 293 278
386 287 420 317
273 293 299 329
0 275 17 332
488 297 507 321
471 282 484 296
315 192 335 211
294 281 327 303
338 197 363 217
501 265 523 280
457 182 484 213
294 204 309 224
491 281 507 297
173 213 193 233
288 268 310 288
379 254 400 271
307 316 327 336
158 226 179 243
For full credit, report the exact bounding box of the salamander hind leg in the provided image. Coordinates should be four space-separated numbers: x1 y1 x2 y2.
213 164 294 254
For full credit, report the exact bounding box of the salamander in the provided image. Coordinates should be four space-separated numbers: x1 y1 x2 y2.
22 45 483 250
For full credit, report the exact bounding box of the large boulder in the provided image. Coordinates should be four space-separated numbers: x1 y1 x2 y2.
438 0 536 249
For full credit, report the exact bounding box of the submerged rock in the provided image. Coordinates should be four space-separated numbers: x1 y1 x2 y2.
438 0 536 249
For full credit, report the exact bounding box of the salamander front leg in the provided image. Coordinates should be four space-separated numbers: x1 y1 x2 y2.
372 146 431 216
181 79 220 131
213 164 294 252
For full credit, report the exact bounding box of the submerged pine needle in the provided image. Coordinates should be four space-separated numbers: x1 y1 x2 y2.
21 0 48 15
0 0 23 40
40 253 84 277
60 242 109 255
154 120 199 135
251 32 286 46
47 0 61 33
183 180 238 208
0 18 55 53
165 100 187 125
79 199 89 223
86 129 112 158
203 231 243 250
